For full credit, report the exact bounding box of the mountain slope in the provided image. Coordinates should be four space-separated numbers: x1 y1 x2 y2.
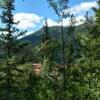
21 26 69 45
21 25 85 46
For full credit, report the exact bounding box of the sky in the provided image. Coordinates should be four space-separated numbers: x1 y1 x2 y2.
1 0 98 36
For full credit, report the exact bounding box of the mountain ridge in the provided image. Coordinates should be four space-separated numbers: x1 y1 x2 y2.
21 25 84 46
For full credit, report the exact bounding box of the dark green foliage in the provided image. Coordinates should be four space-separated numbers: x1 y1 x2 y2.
93 0 100 33
0 0 34 99
42 19 51 43
21 26 66 45
0 0 100 100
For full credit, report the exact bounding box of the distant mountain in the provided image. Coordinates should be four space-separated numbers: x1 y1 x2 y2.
21 25 85 46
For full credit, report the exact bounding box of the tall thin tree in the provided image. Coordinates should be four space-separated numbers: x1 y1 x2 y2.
0 0 27 99
47 0 69 99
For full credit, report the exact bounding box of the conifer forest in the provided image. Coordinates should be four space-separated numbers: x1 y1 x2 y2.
0 0 100 100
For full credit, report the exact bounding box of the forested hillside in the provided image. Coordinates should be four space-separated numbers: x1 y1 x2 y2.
21 25 85 46
0 0 100 100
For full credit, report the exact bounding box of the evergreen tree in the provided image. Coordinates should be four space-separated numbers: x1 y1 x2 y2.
0 0 30 99
47 0 69 99
39 19 61 100
74 2 100 98
42 18 50 43
93 0 100 34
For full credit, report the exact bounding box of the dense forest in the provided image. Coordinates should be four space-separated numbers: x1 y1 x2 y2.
0 0 100 100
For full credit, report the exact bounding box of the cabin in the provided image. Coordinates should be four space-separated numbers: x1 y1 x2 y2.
33 63 42 76
33 63 66 76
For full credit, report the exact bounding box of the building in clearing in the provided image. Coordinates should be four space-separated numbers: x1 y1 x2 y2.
33 63 42 76
33 63 79 76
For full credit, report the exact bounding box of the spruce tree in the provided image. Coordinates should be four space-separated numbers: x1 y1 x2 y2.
93 0 100 34
0 0 29 99
74 1 100 98
42 18 50 43
39 19 60 100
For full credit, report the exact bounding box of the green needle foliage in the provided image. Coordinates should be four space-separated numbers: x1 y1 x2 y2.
0 0 33 99
0 0 100 100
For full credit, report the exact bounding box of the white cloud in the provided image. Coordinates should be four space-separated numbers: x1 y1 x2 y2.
43 15 85 27
46 19 60 27
14 13 43 29
43 1 97 27
1 1 97 36
25 30 35 36
73 16 85 26
66 1 98 15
